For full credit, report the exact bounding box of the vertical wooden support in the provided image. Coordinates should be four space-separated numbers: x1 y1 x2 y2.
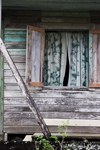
0 0 3 137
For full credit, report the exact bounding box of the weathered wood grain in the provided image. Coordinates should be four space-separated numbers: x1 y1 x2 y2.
4 85 42 91
4 126 100 136
7 49 26 56
4 118 100 127
4 77 25 84
4 63 25 70
4 70 25 77
4 56 26 63
4 35 26 43
4 97 100 106
4 105 100 113
31 31 41 82
4 112 100 120
4 126 100 135
97 34 100 82
0 38 51 139
5 42 26 49
93 34 98 83
43 86 88 91
4 90 100 98
26 26 45 86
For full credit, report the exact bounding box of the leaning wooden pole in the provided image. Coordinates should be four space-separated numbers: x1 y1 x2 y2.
0 38 51 140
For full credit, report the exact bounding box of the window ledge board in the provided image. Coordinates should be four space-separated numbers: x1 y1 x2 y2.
43 86 89 91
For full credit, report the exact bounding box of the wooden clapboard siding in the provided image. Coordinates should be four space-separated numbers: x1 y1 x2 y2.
4 112 100 120
3 24 100 136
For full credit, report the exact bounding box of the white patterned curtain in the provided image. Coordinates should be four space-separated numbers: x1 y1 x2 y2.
44 32 88 87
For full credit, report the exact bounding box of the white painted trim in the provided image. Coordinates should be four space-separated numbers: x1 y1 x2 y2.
44 119 100 127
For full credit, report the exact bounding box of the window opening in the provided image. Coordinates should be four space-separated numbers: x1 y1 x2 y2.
44 31 89 87
63 50 69 86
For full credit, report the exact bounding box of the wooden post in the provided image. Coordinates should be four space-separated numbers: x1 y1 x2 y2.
0 0 3 138
0 38 51 140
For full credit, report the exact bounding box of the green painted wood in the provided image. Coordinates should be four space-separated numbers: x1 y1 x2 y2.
8 49 26 55
4 35 26 42
5 30 26 35
42 12 90 17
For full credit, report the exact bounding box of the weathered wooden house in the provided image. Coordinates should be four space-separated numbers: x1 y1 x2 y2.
1 0 100 141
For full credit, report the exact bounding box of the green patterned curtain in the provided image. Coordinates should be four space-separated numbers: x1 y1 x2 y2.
67 32 88 86
44 33 67 86
44 32 88 87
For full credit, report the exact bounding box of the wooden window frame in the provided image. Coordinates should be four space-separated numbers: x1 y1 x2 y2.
26 26 45 87
26 24 95 88
89 29 100 87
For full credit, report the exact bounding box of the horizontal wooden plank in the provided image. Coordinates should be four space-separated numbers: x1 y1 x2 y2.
3 124 100 134
4 112 100 120
4 35 26 42
4 23 37 28
4 77 25 84
90 29 100 34
42 17 90 23
4 118 38 126
42 12 90 17
4 23 93 30
4 56 26 63
4 97 100 106
43 86 88 91
5 29 26 35
4 85 42 91
38 23 93 30
4 105 100 113
4 90 100 98
4 126 100 136
4 63 25 70
7 49 26 56
44 119 100 127
4 70 25 77
5 42 26 49
4 16 40 23
4 126 100 137
4 126 100 135
4 118 100 127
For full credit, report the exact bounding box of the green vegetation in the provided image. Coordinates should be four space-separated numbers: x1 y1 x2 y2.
34 120 70 150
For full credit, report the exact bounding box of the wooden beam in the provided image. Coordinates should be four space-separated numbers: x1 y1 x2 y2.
0 38 51 140
0 0 3 137
90 29 100 34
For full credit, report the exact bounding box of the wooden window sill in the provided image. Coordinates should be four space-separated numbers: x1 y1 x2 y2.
89 83 100 87
43 86 88 91
28 82 44 87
